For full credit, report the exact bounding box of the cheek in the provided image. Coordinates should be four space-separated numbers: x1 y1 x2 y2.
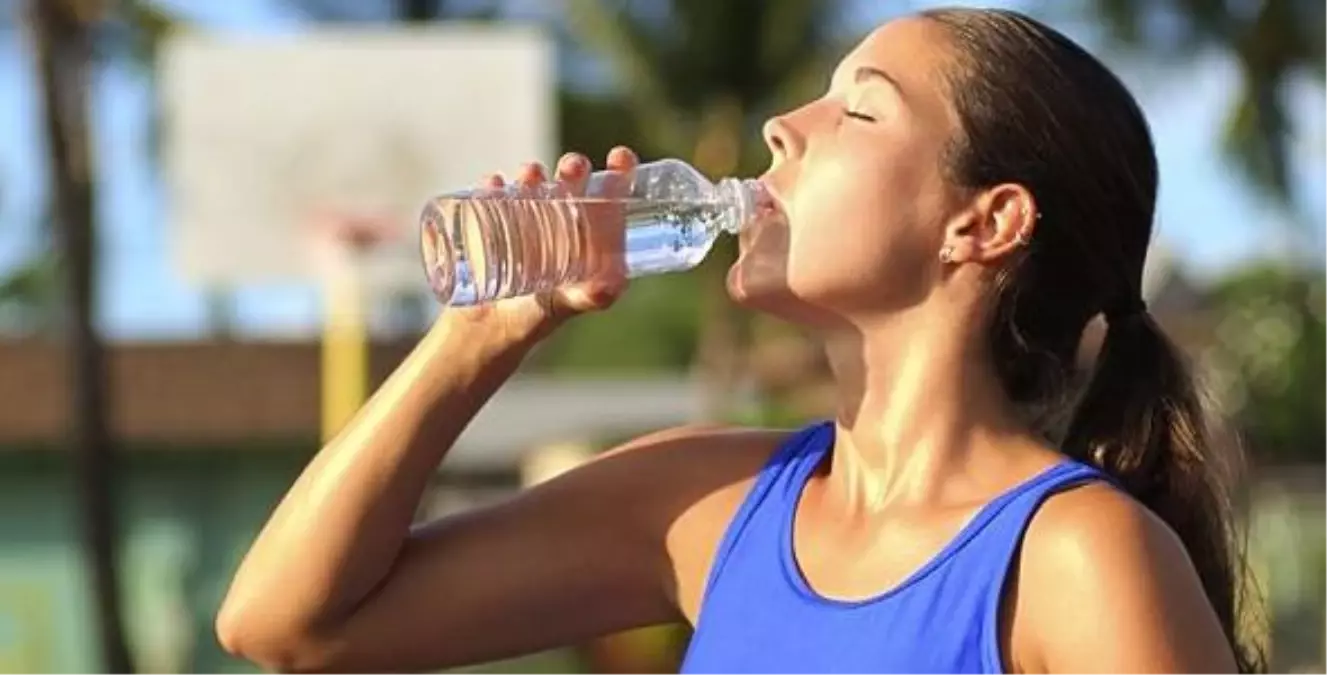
729 135 946 317
783 161 925 296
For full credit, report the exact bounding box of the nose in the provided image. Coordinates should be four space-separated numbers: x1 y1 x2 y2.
762 115 804 161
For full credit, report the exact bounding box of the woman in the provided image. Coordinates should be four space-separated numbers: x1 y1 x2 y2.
217 7 1261 673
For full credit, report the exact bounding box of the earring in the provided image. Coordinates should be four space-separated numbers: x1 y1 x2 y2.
939 246 954 263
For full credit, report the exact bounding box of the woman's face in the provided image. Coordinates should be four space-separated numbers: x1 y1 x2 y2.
728 17 972 327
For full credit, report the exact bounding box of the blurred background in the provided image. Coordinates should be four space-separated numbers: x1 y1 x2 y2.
0 0 1322 672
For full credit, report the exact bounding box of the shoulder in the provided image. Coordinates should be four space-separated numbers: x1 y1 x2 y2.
1010 480 1238 672
615 423 802 621
1022 480 1180 572
601 422 798 538
536 423 798 621
572 423 796 507
532 423 791 496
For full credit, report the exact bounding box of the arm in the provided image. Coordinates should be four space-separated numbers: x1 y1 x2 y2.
216 311 675 672
1015 484 1238 673
216 150 687 672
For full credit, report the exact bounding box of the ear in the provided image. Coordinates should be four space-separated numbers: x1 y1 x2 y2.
940 183 1039 265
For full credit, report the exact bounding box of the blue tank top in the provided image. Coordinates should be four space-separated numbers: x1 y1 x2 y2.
680 420 1109 674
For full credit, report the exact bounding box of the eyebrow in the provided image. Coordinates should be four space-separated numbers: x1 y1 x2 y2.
854 65 902 93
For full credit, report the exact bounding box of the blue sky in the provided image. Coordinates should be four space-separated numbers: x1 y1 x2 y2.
0 0 1322 340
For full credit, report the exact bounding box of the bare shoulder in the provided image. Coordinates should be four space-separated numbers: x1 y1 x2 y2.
560 423 792 513
1011 481 1238 673
1024 480 1179 561
580 423 793 622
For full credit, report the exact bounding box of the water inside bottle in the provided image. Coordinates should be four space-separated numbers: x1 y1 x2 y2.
420 196 731 306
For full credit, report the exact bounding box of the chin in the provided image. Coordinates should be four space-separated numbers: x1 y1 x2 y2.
726 262 843 328
726 258 783 307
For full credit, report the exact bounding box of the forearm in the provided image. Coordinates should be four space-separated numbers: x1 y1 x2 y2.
218 310 550 644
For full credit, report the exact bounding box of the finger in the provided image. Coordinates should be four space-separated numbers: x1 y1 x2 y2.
605 145 639 174
555 152 591 196
596 146 637 199
516 161 547 190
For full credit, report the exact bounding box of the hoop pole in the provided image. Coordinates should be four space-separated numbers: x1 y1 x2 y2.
320 246 369 443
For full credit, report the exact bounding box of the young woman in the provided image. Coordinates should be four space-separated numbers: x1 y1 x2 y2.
217 7 1260 673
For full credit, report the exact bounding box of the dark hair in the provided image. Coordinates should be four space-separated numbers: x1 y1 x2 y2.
921 7 1263 672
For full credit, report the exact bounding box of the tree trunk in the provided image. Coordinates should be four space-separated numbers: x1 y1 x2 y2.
27 1 135 672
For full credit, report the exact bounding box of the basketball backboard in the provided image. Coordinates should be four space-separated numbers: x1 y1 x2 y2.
160 24 556 295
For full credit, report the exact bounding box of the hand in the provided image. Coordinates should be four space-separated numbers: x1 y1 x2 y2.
449 147 638 341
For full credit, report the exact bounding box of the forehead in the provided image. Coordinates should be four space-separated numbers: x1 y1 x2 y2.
833 18 955 97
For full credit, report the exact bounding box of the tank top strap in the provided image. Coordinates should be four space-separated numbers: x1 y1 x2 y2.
698 420 834 597
962 459 1111 541
950 461 1114 580
951 459 1114 671
962 459 1112 558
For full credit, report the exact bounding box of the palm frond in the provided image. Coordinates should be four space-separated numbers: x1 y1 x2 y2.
1221 80 1292 203
1056 0 1321 210
565 0 688 153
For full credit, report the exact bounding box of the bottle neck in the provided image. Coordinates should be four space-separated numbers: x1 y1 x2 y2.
715 177 767 235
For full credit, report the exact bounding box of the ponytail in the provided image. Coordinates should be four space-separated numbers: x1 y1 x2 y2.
916 7 1266 669
1064 309 1265 673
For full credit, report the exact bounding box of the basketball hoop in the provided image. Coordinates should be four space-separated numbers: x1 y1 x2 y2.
307 208 401 442
305 208 401 288
162 27 553 293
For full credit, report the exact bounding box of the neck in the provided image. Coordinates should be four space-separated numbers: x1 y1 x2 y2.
819 309 1027 511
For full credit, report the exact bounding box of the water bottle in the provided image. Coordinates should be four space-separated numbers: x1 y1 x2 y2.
418 158 771 307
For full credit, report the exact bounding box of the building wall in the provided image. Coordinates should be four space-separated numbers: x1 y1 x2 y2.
0 449 310 673
0 446 548 674
0 447 1317 672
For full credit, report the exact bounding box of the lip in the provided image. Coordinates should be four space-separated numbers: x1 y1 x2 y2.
756 176 787 216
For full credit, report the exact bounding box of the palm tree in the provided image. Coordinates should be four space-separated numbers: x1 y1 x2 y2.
26 0 134 671
19 1 182 671
0 251 60 335
1066 0 1324 210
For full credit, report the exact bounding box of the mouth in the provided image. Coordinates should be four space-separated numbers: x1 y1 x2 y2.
755 176 787 218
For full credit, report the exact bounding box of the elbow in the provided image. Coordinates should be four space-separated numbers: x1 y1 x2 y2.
215 601 340 673
213 609 279 670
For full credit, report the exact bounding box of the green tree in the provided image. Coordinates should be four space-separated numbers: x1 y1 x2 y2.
1070 0 1325 209
1077 0 1327 464
1201 261 1325 465
0 243 60 335
1210 258 1327 668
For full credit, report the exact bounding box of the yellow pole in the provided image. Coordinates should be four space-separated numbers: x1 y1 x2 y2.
321 249 369 444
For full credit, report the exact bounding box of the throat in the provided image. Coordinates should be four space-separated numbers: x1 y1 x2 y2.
789 466 992 603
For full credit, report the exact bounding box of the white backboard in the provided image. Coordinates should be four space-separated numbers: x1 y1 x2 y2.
161 25 556 291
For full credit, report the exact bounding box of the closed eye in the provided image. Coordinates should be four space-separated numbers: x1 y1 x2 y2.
845 109 877 122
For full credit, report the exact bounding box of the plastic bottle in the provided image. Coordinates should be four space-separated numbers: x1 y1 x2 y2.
418 158 770 307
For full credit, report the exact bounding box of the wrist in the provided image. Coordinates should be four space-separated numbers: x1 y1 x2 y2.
424 306 557 360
